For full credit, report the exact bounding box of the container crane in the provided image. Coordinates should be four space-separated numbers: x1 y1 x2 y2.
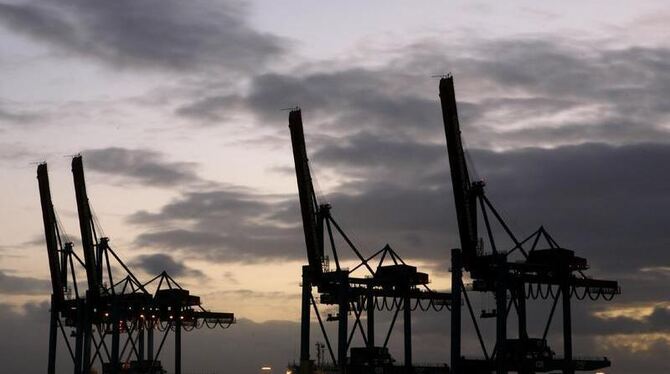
38 163 86 374
439 75 620 374
38 156 235 374
289 109 451 374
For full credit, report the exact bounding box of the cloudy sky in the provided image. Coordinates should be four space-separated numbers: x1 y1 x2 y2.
0 0 669 373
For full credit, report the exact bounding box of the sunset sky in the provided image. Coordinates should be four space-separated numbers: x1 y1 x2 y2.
0 1 669 373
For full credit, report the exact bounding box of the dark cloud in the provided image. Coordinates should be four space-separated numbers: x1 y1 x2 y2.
312 131 444 179
129 188 304 263
127 139 669 309
83 147 202 187
175 95 246 122
223 271 239 284
177 39 670 149
0 302 55 373
0 270 49 295
462 142 670 274
178 69 441 138
130 253 205 279
0 0 285 72
308 138 670 276
571 305 670 337
0 101 43 125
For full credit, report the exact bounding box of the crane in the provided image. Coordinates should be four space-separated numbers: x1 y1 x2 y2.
288 109 451 374
439 75 620 374
38 156 235 374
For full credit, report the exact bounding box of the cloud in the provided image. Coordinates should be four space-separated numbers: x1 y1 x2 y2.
0 270 49 295
129 188 304 263
308 137 670 275
82 147 202 187
573 305 670 336
0 302 54 373
125 139 670 313
178 68 442 138
129 253 205 279
177 38 670 150
0 100 43 125
0 0 285 72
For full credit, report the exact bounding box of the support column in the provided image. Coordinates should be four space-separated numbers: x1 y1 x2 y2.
82 293 93 374
495 262 507 374
48 296 58 374
366 286 375 348
403 290 412 372
517 284 527 341
147 326 154 363
562 274 573 374
300 266 312 374
111 303 120 374
74 301 84 374
450 249 462 374
338 273 349 373
138 323 145 361
175 310 182 374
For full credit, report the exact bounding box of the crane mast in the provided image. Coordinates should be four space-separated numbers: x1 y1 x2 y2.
37 163 65 304
440 76 619 374
71 155 100 296
288 109 324 277
71 155 99 372
38 157 235 374
37 163 66 374
439 76 480 268
288 108 452 374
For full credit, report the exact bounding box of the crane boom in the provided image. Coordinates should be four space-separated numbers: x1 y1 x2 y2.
288 109 324 277
37 163 65 304
71 155 100 297
439 76 479 267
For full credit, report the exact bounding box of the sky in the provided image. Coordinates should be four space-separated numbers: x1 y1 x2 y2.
0 0 669 373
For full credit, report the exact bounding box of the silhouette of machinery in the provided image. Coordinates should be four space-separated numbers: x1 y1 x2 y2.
439 75 621 374
38 156 235 374
288 109 452 374
38 75 624 374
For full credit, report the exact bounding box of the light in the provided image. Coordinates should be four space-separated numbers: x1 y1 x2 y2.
104 313 109 317
261 367 272 371
286 370 292 374
140 314 145 319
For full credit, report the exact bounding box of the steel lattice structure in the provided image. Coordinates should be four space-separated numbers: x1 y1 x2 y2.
439 75 620 374
38 157 235 374
288 109 451 374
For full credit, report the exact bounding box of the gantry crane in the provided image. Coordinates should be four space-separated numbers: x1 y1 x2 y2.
38 162 86 374
39 157 235 374
289 109 452 374
439 75 620 374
